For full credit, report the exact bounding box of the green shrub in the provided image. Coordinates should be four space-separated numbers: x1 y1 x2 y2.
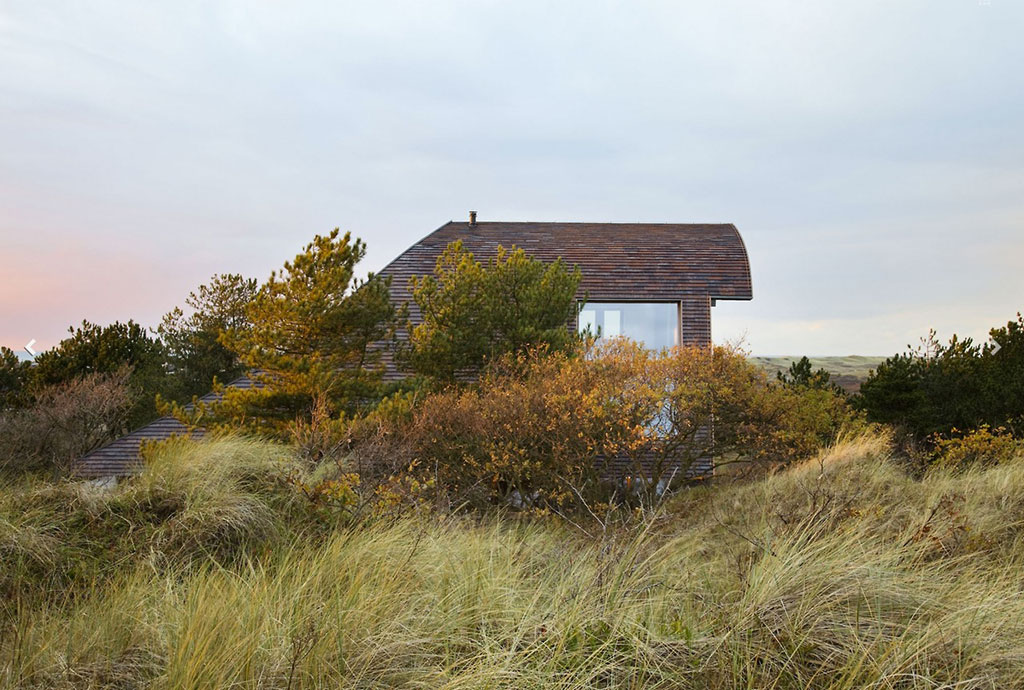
166 229 401 439
30 320 168 426
156 272 258 400
857 313 1024 440
0 346 31 410
776 354 847 395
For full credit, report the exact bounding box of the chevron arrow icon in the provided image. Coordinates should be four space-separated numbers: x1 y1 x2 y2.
24 339 36 358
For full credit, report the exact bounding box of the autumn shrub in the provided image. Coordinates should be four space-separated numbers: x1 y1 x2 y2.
0 367 135 477
372 341 863 512
387 343 648 511
648 343 863 477
929 425 1023 472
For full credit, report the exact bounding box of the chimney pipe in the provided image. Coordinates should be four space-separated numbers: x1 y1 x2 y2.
469 210 477 226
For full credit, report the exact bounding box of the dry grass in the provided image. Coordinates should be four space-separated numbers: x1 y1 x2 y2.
3 432 1024 688
0 435 304 604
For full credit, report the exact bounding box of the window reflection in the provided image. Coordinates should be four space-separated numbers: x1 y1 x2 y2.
578 302 679 350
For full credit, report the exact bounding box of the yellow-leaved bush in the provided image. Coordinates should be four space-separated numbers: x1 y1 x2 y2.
930 425 1023 471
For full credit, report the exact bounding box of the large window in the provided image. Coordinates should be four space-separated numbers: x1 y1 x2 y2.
577 302 679 350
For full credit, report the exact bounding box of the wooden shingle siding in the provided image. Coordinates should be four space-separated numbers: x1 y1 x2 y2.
71 374 261 478
71 416 203 478
681 295 712 347
601 453 714 482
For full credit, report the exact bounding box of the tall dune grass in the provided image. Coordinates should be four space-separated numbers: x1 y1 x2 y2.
0 435 303 603
3 432 1024 688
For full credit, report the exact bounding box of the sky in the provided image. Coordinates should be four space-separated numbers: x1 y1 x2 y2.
1 0 1022 357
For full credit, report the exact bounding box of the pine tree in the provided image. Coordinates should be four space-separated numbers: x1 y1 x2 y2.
165 230 400 436
157 273 258 399
405 241 583 382
776 356 845 395
0 346 31 410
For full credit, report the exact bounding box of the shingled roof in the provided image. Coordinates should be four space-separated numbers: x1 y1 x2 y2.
71 374 260 478
379 221 752 306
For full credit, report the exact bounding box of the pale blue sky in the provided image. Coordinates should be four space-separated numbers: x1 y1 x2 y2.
1 0 1022 356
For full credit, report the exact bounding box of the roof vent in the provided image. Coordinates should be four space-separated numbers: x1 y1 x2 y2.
469 210 477 226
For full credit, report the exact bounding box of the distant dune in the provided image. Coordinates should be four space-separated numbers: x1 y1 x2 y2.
751 355 887 393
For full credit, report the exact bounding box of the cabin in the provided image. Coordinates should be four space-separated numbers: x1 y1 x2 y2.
73 215 752 479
